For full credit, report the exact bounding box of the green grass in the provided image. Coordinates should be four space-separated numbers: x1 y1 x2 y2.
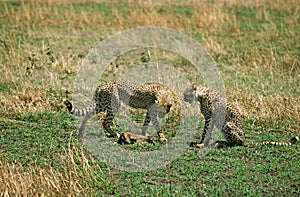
0 113 75 166
0 0 299 196
1 113 299 196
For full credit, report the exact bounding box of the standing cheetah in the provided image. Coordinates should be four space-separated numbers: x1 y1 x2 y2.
64 80 178 141
183 84 298 147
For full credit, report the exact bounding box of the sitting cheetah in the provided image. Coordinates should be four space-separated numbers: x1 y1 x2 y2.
64 80 178 141
183 84 299 147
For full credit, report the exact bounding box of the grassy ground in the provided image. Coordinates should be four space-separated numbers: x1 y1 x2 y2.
0 0 299 196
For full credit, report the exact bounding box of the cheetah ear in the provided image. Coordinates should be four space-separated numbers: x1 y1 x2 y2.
167 103 172 110
192 84 197 91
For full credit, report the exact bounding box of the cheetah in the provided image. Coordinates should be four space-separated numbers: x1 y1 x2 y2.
183 84 299 148
64 80 178 141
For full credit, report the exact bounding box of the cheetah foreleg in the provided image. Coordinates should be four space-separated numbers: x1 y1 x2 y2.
201 118 214 146
190 118 215 148
141 109 167 142
141 110 151 135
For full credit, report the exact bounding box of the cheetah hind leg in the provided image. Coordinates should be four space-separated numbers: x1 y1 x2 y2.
78 114 121 138
190 121 248 148
78 115 92 137
221 122 248 147
102 109 120 138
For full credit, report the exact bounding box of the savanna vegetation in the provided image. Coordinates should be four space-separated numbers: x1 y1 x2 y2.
0 0 299 196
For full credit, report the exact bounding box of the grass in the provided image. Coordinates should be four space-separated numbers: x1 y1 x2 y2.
0 0 299 196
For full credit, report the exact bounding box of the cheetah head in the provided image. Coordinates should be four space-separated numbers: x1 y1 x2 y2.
154 89 173 118
183 84 209 103
155 99 172 118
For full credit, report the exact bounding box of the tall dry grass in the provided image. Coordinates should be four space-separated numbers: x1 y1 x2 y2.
1 0 298 128
0 144 112 196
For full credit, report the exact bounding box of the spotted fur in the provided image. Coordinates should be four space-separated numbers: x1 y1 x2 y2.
183 84 299 147
64 80 178 140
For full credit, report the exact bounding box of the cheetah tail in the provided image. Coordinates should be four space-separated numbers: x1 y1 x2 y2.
255 136 299 146
63 98 96 116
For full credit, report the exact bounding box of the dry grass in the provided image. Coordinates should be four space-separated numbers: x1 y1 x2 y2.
0 145 111 196
0 0 299 124
0 0 299 194
230 92 300 130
